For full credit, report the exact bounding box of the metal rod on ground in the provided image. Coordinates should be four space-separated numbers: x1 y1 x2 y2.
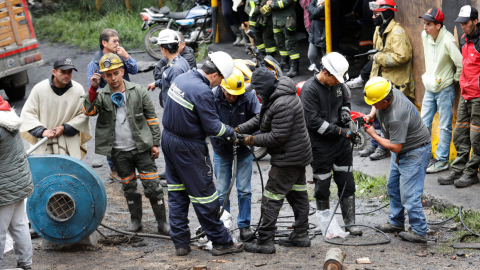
324 248 346 270
100 223 171 240
26 137 48 156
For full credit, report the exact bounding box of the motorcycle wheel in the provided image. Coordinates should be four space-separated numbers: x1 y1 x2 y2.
253 146 268 160
353 128 369 151
144 24 168 60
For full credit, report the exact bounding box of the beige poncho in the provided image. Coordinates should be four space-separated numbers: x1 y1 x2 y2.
20 79 91 159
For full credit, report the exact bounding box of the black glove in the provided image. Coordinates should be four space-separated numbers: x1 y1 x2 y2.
225 133 237 145
341 109 351 124
340 128 354 139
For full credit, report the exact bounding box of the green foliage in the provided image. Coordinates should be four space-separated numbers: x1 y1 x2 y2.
432 205 480 233
195 43 209 62
354 171 389 200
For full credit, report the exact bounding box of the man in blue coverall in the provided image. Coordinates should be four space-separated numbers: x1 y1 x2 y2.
211 67 260 241
87 28 138 182
161 51 245 256
147 29 190 108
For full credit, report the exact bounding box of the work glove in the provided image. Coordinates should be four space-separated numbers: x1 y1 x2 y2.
225 133 237 145
239 135 255 146
260 4 271 15
340 110 351 124
340 128 354 139
234 127 242 134
368 53 378 62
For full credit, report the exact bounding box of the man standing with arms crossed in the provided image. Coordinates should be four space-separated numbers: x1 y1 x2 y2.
438 5 480 188
364 77 431 243
418 8 462 174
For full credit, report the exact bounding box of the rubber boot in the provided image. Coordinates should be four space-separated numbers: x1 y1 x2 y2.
286 59 299 77
244 238 276 254
258 50 267 58
278 227 311 247
126 197 143 232
240 28 249 46
266 51 277 59
315 199 329 233
231 24 242 46
340 195 362 236
280 56 290 72
150 198 170 235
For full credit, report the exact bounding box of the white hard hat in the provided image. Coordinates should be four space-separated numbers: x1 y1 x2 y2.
208 51 234 79
321 52 349 83
155 29 179 45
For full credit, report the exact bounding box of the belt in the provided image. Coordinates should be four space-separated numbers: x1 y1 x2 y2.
163 129 204 143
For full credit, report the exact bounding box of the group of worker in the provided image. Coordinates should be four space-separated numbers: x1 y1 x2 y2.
2 2 480 269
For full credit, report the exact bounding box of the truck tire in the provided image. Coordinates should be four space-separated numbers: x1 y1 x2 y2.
4 85 26 101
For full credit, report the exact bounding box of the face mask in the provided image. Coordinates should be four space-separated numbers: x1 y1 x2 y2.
111 92 124 107
373 15 384 26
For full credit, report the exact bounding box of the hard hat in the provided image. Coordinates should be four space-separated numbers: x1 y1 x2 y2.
208 51 234 79
99 53 124 73
154 29 179 45
221 67 245 95
369 0 397 12
321 52 349 83
233 59 253 83
364 77 392 105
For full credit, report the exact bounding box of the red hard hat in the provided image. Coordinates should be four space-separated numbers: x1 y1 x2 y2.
369 0 397 12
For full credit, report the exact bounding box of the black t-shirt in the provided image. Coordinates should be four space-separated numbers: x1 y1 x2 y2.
377 89 431 154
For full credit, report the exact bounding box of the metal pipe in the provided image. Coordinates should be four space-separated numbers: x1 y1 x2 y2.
26 137 48 156
325 0 332 53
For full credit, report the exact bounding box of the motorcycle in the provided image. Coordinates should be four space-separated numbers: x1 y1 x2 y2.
140 0 212 60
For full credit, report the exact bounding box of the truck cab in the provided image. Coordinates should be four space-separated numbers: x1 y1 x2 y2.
0 0 43 100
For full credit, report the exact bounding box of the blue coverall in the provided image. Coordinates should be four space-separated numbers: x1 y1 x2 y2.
161 69 235 250
154 55 190 108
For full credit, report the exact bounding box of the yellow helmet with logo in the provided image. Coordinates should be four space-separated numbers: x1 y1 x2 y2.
364 77 392 105
221 67 245 95
99 53 124 72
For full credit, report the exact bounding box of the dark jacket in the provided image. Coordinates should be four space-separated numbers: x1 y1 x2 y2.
162 69 234 141
154 46 197 78
353 0 374 27
0 113 33 207
299 75 350 145
211 87 261 159
307 0 341 48
153 55 190 108
238 77 312 167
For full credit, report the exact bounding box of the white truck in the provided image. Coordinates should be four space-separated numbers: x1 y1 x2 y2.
0 0 43 100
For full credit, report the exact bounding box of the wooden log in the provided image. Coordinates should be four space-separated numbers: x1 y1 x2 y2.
323 248 346 270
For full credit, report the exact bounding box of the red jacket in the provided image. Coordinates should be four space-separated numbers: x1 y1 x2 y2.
459 28 480 100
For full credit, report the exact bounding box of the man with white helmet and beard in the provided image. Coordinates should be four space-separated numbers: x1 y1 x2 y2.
161 51 244 256
300 52 363 236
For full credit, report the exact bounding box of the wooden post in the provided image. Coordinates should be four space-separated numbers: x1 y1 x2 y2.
159 0 164 7
95 0 101 12
323 248 346 270
125 0 131 11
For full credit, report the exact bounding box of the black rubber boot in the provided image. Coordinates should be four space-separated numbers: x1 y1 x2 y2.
126 197 142 232
176 246 191 256
454 173 480 188
316 199 330 211
267 51 278 59
258 50 267 58
240 226 256 241
286 59 299 77
280 56 290 72
438 172 462 185
244 238 276 254
231 24 242 46
150 198 170 235
278 227 311 247
340 195 363 236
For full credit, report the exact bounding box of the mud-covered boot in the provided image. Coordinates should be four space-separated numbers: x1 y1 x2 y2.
286 59 299 77
278 227 311 247
280 56 290 72
231 24 242 46
438 172 462 185
150 198 170 235
126 197 143 232
340 195 362 236
244 238 276 254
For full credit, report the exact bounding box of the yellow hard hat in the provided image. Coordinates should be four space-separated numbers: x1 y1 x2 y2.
233 59 253 83
221 67 245 95
364 77 392 105
99 53 124 72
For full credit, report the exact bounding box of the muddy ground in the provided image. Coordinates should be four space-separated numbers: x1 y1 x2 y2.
2 42 480 269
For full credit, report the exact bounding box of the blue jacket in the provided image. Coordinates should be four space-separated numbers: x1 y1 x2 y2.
87 48 138 88
154 55 190 108
210 87 261 159
162 69 234 141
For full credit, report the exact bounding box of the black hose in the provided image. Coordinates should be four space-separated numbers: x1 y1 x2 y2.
459 206 480 238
